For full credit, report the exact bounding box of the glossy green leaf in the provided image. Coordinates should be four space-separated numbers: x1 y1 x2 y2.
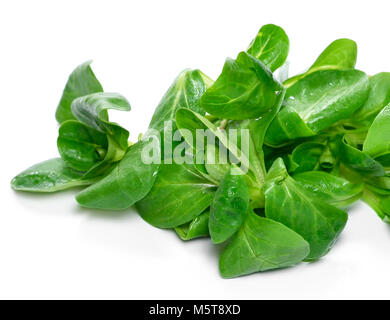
200 51 284 120
209 167 250 244
343 129 367 149
56 61 103 124
246 24 289 72
69 92 131 176
265 111 315 147
148 69 212 132
265 158 348 260
175 211 210 240
76 140 159 210
363 104 390 164
136 163 217 228
294 171 363 208
56 92 131 180
71 92 130 150
288 142 330 173
266 69 369 146
284 39 357 87
219 211 309 278
337 137 384 177
11 158 93 192
57 120 108 172
352 73 390 126
145 69 213 167
366 175 390 191
310 39 357 69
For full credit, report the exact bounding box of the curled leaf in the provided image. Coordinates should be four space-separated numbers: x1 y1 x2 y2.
56 61 103 124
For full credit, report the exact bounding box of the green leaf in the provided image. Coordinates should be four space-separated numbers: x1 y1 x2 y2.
288 142 330 173
200 52 284 120
352 73 390 126
136 163 217 228
219 211 309 278
284 39 357 87
293 171 363 208
56 61 103 124
75 140 158 210
265 111 315 147
365 175 390 192
57 120 108 172
343 129 367 149
71 92 130 150
246 24 289 72
11 158 94 193
148 69 212 132
363 104 390 164
337 136 384 177
265 158 348 260
68 92 131 177
266 69 369 146
146 69 212 165
309 39 357 70
209 167 250 244
175 211 210 240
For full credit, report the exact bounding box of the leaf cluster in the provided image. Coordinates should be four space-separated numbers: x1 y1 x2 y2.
11 24 390 278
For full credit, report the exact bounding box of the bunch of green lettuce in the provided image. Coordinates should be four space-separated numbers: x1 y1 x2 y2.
12 25 390 278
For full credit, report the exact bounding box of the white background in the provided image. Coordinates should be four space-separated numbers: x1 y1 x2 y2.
1 0 390 299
